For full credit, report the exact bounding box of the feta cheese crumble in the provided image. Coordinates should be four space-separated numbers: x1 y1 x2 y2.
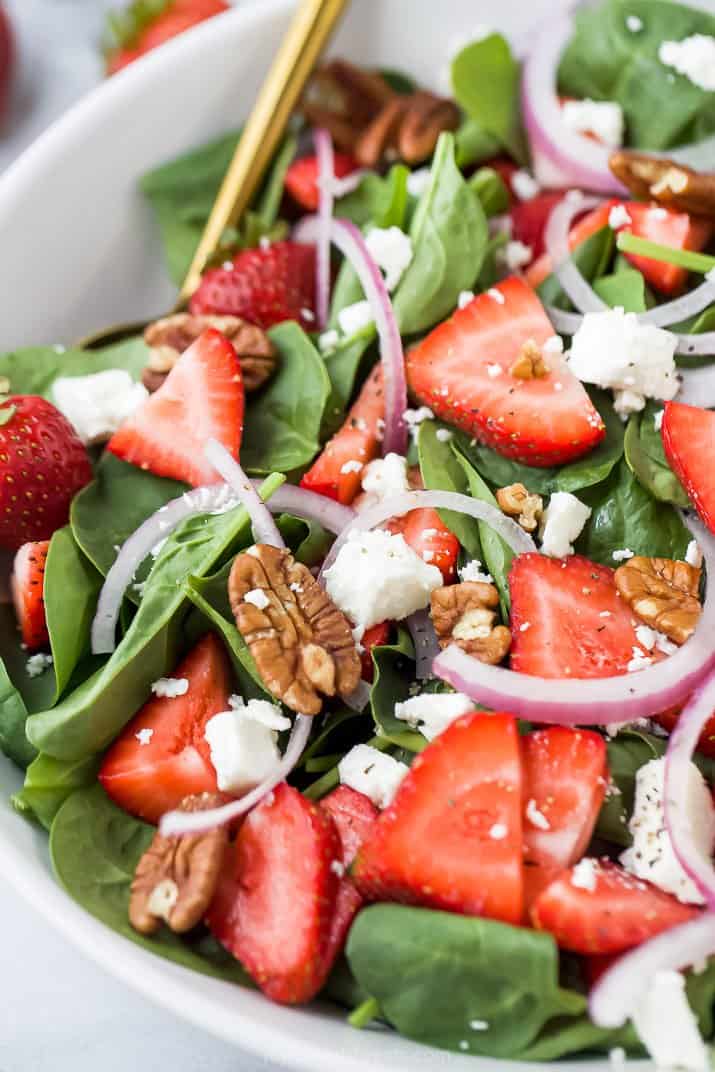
659 35 715 92
626 14 643 31
686 540 703 568
458 559 494 584
435 428 453 442
486 363 502 378
340 459 363 475
489 823 508 840
338 301 374 337
562 99 625 149
324 529 443 630
568 308 678 417
365 226 414 291
135 728 154 746
338 744 408 809
403 406 435 430
499 240 533 271
627 647 653 673
486 287 506 304
571 857 598 891
204 695 291 794
151 677 189 699
407 168 432 198
244 588 270 610
53 370 149 446
543 335 564 355
361 452 410 502
526 798 550 831
653 408 664 431
539 492 592 558
26 652 53 678
458 290 475 309
394 691 475 741
631 970 709 1072
608 204 632 229
318 329 340 353
621 757 715 904
612 548 634 562
511 170 540 201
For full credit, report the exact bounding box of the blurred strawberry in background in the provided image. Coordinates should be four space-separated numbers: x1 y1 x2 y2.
0 4 15 126
104 0 230 75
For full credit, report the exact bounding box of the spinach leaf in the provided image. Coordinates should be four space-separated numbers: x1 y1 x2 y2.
393 134 488 336
624 405 689 507
14 753 99 831
451 445 514 612
321 331 375 439
71 453 185 578
50 785 249 983
417 421 483 561
0 605 56 716
593 267 648 313
558 0 715 152
537 227 615 311
370 628 415 737
0 658 35 768
26 476 283 761
0 338 149 397
241 323 331 475
335 164 409 231
44 527 103 698
455 118 502 170
468 167 510 218
576 458 689 566
451 34 527 163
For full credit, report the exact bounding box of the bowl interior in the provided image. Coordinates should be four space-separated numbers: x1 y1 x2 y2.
0 1 615 1070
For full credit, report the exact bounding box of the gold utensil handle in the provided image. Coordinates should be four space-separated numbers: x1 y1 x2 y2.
178 0 349 304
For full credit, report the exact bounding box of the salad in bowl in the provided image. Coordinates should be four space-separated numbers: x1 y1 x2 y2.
3 0 715 1066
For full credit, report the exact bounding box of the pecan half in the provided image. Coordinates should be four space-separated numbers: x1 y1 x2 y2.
129 793 228 936
510 339 549 380
614 556 702 645
496 483 544 534
142 314 277 393
229 544 361 716
431 581 511 664
609 151 715 219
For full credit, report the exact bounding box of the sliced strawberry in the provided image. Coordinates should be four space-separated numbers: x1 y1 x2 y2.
399 507 459 582
105 0 230 75
353 712 524 923
189 241 317 332
99 633 233 823
405 277 605 467
320 785 378 967
483 156 519 203
11 541 50 651
662 402 715 534
531 860 699 954
522 727 608 908
510 191 566 259
206 782 341 1004
107 328 243 488
301 364 384 504
360 621 391 681
617 202 712 296
510 554 650 679
525 200 617 289
285 153 360 212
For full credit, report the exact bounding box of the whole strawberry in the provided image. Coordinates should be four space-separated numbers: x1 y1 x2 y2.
189 241 317 332
104 0 230 76
0 396 93 550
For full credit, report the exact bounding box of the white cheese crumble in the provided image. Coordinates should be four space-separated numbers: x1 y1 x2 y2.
653 408 664 431
458 559 494 584
487 287 506 304
340 459 363 475
338 744 408 809
204 697 290 795
52 370 149 446
330 859 345 878
365 226 414 291
499 240 533 271
571 857 598 891
324 529 443 630
150 677 189 699
318 329 340 353
544 334 565 355
621 757 715 904
511 170 540 201
526 798 551 831
470 1020 489 1032
403 406 435 429
489 823 508 840
407 167 432 198
394 691 474 741
26 652 53 678
135 728 154 746
539 492 592 558
627 647 653 672
562 98 625 149
486 363 502 379
568 308 678 418
338 300 374 336
686 540 703 568
436 428 453 443
631 971 709 1072
626 14 643 32
458 290 475 309
659 34 715 92
612 548 634 562
244 588 270 610
361 452 410 502
608 204 632 229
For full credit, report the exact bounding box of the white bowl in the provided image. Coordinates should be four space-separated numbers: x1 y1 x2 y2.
0 2 613 1070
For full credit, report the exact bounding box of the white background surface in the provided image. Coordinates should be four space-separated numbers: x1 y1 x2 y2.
0 3 277 1070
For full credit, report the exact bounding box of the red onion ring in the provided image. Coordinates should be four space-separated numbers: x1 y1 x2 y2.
314 128 334 331
675 333 715 359
159 713 312 836
544 193 608 315
407 608 440 680
294 215 408 456
589 913 715 1029
204 439 284 549
331 169 369 197
249 479 355 535
547 275 715 338
678 366 715 408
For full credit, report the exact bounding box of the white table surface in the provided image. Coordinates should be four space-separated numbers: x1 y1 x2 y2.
0 3 280 1070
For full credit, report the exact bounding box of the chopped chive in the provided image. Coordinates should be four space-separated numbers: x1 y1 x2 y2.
303 768 339 801
616 233 715 275
348 997 381 1030
304 753 344 774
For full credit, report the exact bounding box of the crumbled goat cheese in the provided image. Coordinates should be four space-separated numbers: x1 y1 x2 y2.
612 548 634 562
330 860 345 878
562 98 624 149
135 728 154 746
244 588 270 610
26 653 53 678
403 406 435 429
361 452 410 502
653 408 664 431
365 226 414 291
626 14 643 31
487 287 506 304
627 647 653 672
511 170 540 201
568 308 678 417
686 540 703 568
338 301 374 336
407 168 432 198
608 204 632 229
544 335 564 355
631 970 709 1072
621 757 715 904
436 428 453 442
499 240 533 271
318 329 340 353
204 697 289 795
324 529 443 630
394 692 474 741
659 34 715 92
539 492 591 558
470 1020 489 1032
301 307 315 323
571 858 598 891
526 799 551 830
338 744 408 809
151 677 189 699
486 364 502 378
458 290 475 309
53 370 149 445
458 559 494 584
340 459 363 475
489 823 508 840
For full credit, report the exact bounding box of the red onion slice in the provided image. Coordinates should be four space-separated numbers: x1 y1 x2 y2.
204 439 284 549
250 479 355 535
675 333 715 359
407 607 440 680
544 193 608 315
678 366 715 408
546 306 584 336
665 666 715 907
331 169 369 197
547 276 715 339
314 128 334 331
159 713 312 836
294 215 408 456
590 913 715 1029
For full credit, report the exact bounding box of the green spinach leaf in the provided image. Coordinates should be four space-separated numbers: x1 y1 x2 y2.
451 34 527 163
451 445 514 612
468 167 510 218
335 164 409 231
0 658 35 768
417 421 483 561
370 628 415 737
44 527 103 698
593 267 648 313
0 338 149 397
14 753 99 831
624 404 689 507
455 118 502 169
321 331 375 439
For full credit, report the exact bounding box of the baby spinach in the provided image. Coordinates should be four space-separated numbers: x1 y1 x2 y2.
468 167 510 218
451 445 514 612
393 134 488 336
451 34 527 163
335 164 410 232
0 605 57 717
593 267 648 313
624 403 689 507
321 332 375 439
0 337 149 397
241 323 331 475
0 659 35 768
14 753 99 831
455 117 502 170
370 628 415 737
417 421 483 561
50 785 249 983
26 475 283 762
576 458 689 566
559 0 715 152
44 527 103 698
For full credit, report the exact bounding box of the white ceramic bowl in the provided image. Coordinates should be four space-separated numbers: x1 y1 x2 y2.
0 2 613 1070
